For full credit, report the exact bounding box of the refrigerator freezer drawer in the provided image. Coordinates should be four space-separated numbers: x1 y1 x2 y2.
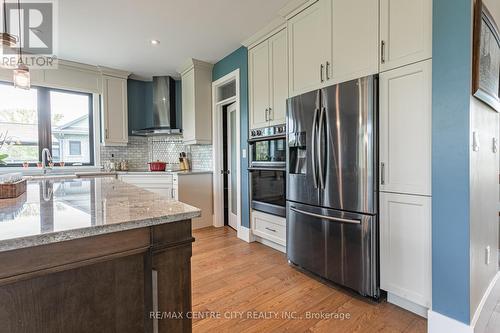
286 201 379 298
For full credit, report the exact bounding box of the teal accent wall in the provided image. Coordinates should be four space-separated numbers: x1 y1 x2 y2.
127 79 153 135
212 46 250 228
432 0 472 324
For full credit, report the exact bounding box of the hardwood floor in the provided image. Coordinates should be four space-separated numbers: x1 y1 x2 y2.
192 226 427 333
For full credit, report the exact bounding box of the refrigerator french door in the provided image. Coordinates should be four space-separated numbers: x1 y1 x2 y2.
286 76 379 298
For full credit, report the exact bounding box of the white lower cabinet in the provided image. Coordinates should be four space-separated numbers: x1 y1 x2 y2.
380 192 431 315
251 210 286 252
118 175 174 199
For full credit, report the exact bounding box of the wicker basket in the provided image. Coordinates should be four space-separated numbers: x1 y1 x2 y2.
0 179 27 199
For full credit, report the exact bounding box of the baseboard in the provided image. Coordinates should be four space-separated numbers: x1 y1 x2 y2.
237 225 252 243
253 235 286 253
387 292 428 318
427 310 473 333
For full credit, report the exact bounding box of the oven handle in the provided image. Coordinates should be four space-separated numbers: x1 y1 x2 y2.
289 206 361 224
248 134 286 143
248 167 286 172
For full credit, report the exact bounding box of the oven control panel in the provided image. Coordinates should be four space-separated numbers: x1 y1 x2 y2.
250 124 286 139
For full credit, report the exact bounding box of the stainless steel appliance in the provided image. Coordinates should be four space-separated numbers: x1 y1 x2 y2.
286 76 379 298
249 125 286 217
132 76 182 136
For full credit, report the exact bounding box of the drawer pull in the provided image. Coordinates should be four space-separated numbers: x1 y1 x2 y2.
265 227 277 233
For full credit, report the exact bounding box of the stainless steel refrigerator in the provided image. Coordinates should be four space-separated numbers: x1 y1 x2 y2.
286 75 379 298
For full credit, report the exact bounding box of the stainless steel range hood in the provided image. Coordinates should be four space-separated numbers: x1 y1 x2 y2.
131 76 181 136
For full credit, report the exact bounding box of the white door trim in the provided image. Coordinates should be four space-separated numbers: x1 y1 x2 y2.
212 69 244 240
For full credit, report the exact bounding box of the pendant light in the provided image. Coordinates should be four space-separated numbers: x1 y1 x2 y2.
0 0 16 49
13 0 29 90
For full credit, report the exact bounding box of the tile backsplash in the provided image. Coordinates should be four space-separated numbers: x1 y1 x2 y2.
100 135 213 171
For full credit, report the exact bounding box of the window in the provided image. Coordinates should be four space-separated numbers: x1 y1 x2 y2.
69 141 81 156
0 82 94 166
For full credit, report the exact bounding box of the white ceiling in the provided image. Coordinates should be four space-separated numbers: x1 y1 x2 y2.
58 0 289 79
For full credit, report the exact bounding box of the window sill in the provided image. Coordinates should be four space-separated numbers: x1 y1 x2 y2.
0 166 102 176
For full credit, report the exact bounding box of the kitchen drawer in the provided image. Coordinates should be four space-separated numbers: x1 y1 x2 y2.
119 175 173 186
252 210 286 246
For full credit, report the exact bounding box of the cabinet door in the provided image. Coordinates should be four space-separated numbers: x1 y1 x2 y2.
380 60 432 196
288 0 331 97
181 69 196 143
380 192 431 308
269 29 288 126
380 0 432 71
102 75 128 145
330 0 379 84
249 40 271 130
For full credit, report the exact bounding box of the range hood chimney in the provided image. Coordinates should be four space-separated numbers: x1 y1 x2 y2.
132 76 181 136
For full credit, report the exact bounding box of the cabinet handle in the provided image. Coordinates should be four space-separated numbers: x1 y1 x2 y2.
326 62 330 80
105 128 109 139
265 108 269 121
381 41 386 64
265 227 277 233
268 107 273 120
381 162 386 185
320 64 325 83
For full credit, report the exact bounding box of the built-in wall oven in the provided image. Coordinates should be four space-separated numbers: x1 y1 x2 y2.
249 125 286 217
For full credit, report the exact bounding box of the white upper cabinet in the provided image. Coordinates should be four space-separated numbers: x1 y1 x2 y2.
380 0 432 72
288 0 331 97
269 29 288 126
249 40 271 129
379 60 432 196
101 74 129 146
380 192 431 309
330 0 379 84
180 59 214 145
249 29 288 130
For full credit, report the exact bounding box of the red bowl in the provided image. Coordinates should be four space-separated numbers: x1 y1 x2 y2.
148 161 167 172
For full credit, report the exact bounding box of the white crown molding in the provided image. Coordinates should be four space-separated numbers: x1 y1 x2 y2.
178 58 213 76
98 66 131 79
278 0 317 20
242 16 286 49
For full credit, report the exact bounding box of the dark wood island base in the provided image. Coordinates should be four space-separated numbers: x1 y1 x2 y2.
0 220 194 333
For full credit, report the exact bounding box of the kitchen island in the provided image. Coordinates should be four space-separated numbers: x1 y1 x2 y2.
0 177 201 333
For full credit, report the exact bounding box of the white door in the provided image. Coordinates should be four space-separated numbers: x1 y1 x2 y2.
380 192 431 308
249 40 270 130
380 0 432 72
330 0 379 84
288 0 331 97
379 60 432 196
227 103 238 230
269 29 288 126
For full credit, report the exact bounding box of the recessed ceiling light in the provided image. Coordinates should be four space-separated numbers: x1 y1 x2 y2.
151 39 160 45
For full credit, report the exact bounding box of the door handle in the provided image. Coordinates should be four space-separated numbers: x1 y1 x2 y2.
320 64 325 83
317 107 326 189
311 107 319 189
381 162 386 185
381 41 386 64
326 62 331 80
290 206 361 224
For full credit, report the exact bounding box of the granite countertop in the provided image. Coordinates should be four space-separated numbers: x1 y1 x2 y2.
0 177 201 253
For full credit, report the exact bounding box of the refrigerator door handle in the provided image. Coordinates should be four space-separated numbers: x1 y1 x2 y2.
290 206 361 224
318 106 326 189
311 107 319 189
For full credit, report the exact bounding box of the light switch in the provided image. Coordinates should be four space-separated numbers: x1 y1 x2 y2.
242 148 247 158
472 132 480 152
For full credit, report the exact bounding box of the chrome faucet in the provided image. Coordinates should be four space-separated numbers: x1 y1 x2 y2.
41 148 53 174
